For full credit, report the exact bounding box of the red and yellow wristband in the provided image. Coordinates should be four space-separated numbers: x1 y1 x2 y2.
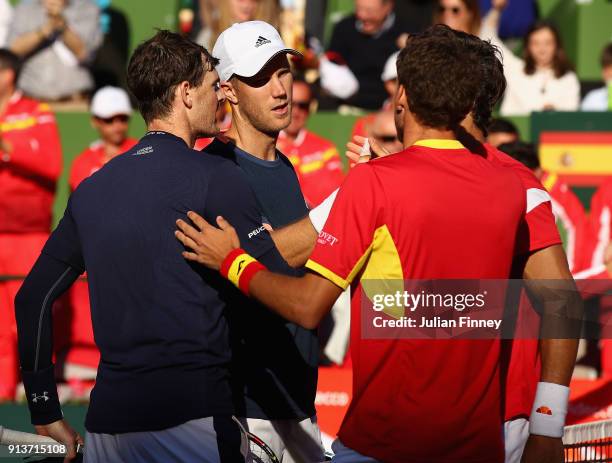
219 248 266 296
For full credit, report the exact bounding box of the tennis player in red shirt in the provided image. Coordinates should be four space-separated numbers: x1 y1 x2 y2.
343 40 575 461
0 49 62 401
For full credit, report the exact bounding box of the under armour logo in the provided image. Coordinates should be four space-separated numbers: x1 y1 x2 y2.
255 36 271 48
32 392 49 403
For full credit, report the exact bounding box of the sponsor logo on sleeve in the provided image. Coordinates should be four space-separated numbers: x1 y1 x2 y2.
536 406 553 415
248 225 266 239
317 231 339 246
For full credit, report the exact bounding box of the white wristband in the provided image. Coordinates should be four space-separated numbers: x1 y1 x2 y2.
529 382 570 438
309 188 339 234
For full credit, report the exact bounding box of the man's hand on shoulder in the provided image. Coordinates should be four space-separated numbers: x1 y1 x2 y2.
175 212 240 270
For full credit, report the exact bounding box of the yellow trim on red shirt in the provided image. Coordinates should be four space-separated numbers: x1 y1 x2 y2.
413 139 465 150
305 259 349 289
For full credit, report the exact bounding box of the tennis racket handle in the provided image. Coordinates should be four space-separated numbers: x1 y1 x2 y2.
0 426 60 446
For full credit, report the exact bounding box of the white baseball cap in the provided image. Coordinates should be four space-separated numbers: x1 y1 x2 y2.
381 51 399 82
212 21 301 82
90 86 132 119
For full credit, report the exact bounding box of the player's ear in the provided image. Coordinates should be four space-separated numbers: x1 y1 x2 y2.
221 79 238 105
395 84 408 109
178 81 193 109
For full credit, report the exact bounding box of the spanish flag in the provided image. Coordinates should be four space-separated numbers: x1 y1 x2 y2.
540 132 612 186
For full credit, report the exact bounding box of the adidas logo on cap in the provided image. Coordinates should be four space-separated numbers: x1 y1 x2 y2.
255 36 271 48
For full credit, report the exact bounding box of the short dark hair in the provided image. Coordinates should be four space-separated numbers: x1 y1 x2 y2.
488 118 519 136
601 42 612 69
0 48 21 83
396 25 486 130
498 141 540 171
524 21 573 78
126 30 218 124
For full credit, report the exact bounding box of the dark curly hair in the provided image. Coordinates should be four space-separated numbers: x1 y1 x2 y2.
469 39 506 136
396 25 489 130
127 30 219 124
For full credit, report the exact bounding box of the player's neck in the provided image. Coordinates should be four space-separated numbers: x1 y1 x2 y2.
225 121 278 161
402 126 457 148
147 119 195 148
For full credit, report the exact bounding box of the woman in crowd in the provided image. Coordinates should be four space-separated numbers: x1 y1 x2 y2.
480 1 580 116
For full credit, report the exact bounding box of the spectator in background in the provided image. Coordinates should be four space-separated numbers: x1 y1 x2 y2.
0 49 62 401
90 0 130 89
581 43 612 112
69 86 136 190
481 1 579 116
8 0 102 101
278 78 345 208
498 141 588 274
323 0 410 110
367 109 402 154
196 0 280 49
433 0 481 34
486 117 519 147
572 179 612 377
351 50 399 139
478 0 536 40
0 0 12 47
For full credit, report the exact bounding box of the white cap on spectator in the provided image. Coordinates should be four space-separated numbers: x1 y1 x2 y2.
381 51 399 82
91 86 132 119
213 21 301 82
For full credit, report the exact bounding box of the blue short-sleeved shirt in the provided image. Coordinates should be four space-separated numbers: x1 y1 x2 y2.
43 131 283 433
204 138 318 421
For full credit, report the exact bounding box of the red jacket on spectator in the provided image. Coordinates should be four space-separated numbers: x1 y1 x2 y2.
0 91 61 399
0 91 62 232
69 138 138 191
576 178 612 280
541 172 589 273
278 129 345 207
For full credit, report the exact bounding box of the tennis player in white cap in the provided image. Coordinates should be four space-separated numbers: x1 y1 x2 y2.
203 21 326 462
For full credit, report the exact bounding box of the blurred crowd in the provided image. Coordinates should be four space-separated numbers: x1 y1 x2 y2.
0 0 611 403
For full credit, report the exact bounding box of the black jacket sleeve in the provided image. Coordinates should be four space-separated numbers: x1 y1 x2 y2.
15 253 81 425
